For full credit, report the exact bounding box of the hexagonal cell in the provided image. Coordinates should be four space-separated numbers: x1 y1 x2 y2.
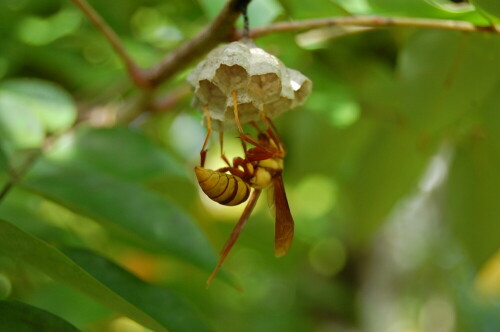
196 79 226 112
248 73 282 104
188 40 312 130
213 64 250 94
224 102 261 125
288 69 312 107
266 96 293 119
294 79 312 106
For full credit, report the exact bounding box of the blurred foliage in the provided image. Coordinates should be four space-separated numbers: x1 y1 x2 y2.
0 0 500 331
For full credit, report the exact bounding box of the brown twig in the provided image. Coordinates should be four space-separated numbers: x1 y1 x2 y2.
151 84 192 112
0 122 88 205
0 149 42 203
70 0 150 88
145 0 251 86
242 15 500 39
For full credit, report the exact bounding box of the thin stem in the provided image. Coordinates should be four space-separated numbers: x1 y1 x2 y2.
151 84 192 112
146 0 251 86
243 15 499 39
0 150 41 203
71 0 150 88
241 2 250 39
0 126 78 205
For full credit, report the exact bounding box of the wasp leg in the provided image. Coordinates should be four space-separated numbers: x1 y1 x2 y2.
231 91 267 150
233 156 254 178
260 105 282 149
207 189 262 287
217 157 253 179
219 130 231 167
217 166 246 178
200 105 212 168
250 121 265 134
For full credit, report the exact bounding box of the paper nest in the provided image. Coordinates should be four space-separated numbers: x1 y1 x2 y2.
188 39 311 129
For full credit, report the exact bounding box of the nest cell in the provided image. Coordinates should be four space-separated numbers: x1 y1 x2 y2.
213 64 249 95
188 39 312 130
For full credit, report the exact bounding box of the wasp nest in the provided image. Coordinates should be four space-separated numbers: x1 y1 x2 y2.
188 39 311 129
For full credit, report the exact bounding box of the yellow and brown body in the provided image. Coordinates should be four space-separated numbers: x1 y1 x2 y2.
195 166 250 206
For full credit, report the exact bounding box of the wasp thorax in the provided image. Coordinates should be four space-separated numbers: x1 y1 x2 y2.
250 168 272 189
188 38 312 130
258 158 283 171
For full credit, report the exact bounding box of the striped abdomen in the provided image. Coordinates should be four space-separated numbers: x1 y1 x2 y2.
194 166 250 206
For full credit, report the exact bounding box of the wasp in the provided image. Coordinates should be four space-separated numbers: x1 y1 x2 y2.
195 92 294 286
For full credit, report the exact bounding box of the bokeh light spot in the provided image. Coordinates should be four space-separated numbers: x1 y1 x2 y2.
169 113 205 160
131 7 183 48
419 297 455 332
329 99 360 128
292 174 336 220
475 249 500 298
17 9 80 46
308 237 346 276
18 16 52 46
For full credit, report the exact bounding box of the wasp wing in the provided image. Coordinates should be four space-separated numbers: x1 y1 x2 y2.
206 189 262 287
271 175 294 257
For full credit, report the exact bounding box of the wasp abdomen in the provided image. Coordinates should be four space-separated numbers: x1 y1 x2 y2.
194 166 250 206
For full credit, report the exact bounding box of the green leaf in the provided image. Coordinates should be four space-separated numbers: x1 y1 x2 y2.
471 0 500 22
0 300 80 332
0 188 84 246
446 80 500 267
288 112 437 246
447 141 500 267
0 92 44 149
21 159 219 274
0 219 167 332
49 126 186 181
340 121 437 245
0 142 8 172
398 31 500 135
0 79 76 133
246 0 283 27
65 248 215 332
369 0 482 20
285 0 351 19
28 283 112 329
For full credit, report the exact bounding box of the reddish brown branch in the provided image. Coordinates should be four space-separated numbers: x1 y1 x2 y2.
145 0 251 86
151 84 192 112
71 0 150 88
242 15 500 39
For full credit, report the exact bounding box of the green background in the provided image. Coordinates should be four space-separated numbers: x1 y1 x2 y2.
0 0 499 331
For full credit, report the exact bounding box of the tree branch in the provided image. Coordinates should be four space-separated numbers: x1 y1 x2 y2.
145 0 251 86
151 84 192 112
243 15 499 39
72 0 499 111
0 150 40 203
71 0 150 88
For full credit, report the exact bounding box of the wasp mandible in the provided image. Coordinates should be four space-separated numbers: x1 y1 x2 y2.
195 91 294 286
